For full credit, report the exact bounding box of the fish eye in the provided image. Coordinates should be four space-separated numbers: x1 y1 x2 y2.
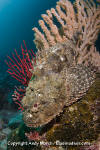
30 88 34 91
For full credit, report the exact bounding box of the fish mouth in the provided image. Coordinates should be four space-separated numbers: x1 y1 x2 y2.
23 106 65 128
23 115 54 128
23 98 66 128
25 117 56 128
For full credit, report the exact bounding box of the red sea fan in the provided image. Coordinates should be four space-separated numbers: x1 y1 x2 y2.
25 131 46 141
5 40 36 86
25 131 41 141
5 41 36 111
12 86 26 111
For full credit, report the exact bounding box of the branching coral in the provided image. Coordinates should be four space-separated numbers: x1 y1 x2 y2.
6 41 36 111
12 87 26 111
33 0 100 71
6 41 36 86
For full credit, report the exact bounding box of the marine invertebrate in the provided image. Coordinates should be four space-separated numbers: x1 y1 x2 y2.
6 40 36 86
33 0 100 69
22 0 100 128
25 131 41 141
6 41 36 111
12 87 26 111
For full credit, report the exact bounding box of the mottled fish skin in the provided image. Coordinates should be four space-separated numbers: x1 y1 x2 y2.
22 41 95 128
22 73 66 127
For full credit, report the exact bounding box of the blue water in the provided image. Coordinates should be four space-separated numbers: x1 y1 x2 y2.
0 0 58 108
0 0 58 57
